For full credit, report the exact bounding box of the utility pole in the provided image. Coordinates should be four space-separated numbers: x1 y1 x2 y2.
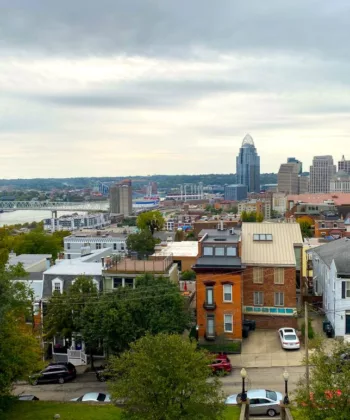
305 301 309 395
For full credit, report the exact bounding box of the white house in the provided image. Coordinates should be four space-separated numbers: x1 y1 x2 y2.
310 238 350 339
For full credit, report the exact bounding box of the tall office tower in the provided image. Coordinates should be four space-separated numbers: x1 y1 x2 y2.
109 180 133 216
298 175 309 194
236 134 260 193
309 156 336 193
277 163 299 194
287 157 302 174
338 155 350 174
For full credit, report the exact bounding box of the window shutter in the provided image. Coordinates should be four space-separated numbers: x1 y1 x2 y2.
342 281 346 299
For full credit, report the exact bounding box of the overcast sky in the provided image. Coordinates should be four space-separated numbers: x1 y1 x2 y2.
1 1 350 178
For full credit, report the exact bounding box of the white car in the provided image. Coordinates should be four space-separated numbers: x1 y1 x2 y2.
71 392 111 402
278 327 300 350
226 389 283 417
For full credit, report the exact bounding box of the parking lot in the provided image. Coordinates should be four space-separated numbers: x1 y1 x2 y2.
229 329 305 368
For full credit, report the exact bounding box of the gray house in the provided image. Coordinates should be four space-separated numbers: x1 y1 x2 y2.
309 238 350 339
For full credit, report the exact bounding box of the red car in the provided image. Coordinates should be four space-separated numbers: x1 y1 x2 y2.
209 353 232 374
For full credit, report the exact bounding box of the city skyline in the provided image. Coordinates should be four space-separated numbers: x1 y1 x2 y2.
1 1 350 178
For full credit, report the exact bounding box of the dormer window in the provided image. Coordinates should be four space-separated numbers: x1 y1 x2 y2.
52 278 63 294
253 234 273 241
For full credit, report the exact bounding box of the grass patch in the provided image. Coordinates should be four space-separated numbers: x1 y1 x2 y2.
224 405 241 419
2 401 122 420
199 341 241 354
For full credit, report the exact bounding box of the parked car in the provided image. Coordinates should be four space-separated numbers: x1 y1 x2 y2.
225 389 282 417
278 328 300 350
71 392 111 402
30 362 76 385
18 394 39 401
209 355 232 375
243 319 256 331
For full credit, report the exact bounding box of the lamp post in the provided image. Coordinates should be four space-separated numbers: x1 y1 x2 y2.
240 368 247 402
283 370 290 405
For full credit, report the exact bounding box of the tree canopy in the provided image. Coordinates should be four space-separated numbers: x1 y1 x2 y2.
295 340 350 420
0 264 42 399
241 210 264 222
298 220 313 238
136 210 165 235
108 333 225 420
126 230 160 257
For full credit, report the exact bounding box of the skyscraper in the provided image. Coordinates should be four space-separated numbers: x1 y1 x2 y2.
109 180 133 216
309 156 336 193
287 157 302 174
236 134 260 193
338 155 350 174
277 163 299 194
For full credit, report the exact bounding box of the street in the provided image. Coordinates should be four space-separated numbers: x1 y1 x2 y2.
14 366 306 402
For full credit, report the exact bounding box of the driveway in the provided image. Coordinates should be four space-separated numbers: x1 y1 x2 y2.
229 330 305 368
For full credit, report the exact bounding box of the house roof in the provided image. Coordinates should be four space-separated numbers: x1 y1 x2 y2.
8 254 51 269
287 193 350 206
43 256 103 277
14 279 43 300
152 241 198 257
193 256 243 268
241 222 303 266
311 237 350 275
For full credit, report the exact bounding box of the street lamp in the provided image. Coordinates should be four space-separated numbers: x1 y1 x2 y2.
240 368 247 402
283 370 290 405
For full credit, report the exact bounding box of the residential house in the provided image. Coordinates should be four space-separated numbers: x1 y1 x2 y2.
241 223 303 329
151 241 198 272
314 218 348 239
309 238 350 339
193 226 244 344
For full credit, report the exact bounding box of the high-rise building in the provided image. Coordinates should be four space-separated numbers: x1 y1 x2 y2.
109 180 133 216
224 184 248 201
309 156 336 193
330 171 350 193
298 176 309 194
287 157 302 174
236 134 260 193
277 163 299 194
338 155 350 174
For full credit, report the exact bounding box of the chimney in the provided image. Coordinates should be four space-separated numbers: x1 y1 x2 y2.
101 257 105 268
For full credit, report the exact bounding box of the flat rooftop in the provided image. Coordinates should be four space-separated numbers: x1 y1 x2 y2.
104 256 174 274
153 241 198 257
8 254 52 269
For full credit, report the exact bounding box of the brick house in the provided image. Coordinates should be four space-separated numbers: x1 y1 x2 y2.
241 222 303 329
193 225 244 344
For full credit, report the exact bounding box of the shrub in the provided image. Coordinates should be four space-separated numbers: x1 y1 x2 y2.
301 319 315 340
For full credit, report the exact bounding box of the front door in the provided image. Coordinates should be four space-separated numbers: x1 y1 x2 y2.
345 315 350 335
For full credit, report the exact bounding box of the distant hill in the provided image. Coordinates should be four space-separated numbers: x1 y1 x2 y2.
0 173 278 191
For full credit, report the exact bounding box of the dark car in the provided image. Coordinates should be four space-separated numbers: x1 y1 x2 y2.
31 362 76 385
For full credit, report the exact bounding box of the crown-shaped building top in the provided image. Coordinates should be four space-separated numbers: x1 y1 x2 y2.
242 133 255 147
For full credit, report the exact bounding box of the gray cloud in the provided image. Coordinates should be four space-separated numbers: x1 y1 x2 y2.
1 1 350 60
21 78 255 108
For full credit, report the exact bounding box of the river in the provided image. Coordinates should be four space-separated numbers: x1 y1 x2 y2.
0 210 87 227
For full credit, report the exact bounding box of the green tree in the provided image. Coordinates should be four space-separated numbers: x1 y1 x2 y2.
181 270 196 280
137 211 165 235
0 264 42 399
94 274 191 355
108 333 225 420
256 212 264 222
298 220 313 238
295 341 350 420
126 230 160 257
12 231 61 259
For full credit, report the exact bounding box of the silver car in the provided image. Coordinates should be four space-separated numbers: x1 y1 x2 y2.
225 389 283 417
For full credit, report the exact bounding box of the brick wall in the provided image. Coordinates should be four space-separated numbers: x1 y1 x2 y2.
196 272 242 340
243 266 297 329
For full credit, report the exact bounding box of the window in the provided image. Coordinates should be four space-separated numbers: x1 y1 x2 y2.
253 267 264 284
121 245 125 251
224 314 233 332
96 243 101 250
321 223 325 228
125 278 134 288
67 243 70 250
223 284 232 302
274 268 284 284
113 278 122 288
67 254 71 259
274 292 284 306
206 286 214 305
342 282 350 299
227 247 237 256
254 291 263 305
203 247 213 256
215 247 225 256
54 282 61 293
113 243 117 250
334 223 338 228
206 314 215 337
253 234 273 241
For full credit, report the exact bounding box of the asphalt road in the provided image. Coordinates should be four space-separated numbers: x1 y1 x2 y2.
13 366 306 402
